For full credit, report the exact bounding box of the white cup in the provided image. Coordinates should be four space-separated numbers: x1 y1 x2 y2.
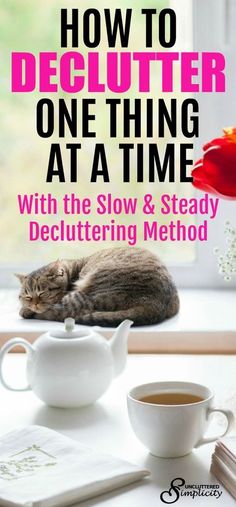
127 381 234 458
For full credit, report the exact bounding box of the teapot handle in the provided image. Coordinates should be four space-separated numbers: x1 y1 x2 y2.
0 338 34 391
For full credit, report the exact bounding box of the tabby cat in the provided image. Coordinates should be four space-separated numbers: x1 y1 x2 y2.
16 247 179 327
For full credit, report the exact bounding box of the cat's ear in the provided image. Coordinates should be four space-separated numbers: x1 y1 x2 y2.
15 273 26 284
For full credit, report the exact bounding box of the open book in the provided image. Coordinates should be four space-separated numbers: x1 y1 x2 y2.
0 425 149 507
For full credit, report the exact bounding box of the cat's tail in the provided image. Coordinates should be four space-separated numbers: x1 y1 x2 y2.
76 308 147 327
75 299 179 327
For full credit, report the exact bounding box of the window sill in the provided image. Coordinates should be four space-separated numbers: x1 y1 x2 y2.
0 289 235 353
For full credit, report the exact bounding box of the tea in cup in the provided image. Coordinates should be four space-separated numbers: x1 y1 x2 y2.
127 381 234 458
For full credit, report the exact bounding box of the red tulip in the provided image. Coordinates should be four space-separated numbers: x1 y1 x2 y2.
192 128 236 200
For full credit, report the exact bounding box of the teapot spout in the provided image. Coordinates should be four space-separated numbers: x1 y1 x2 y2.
109 320 133 377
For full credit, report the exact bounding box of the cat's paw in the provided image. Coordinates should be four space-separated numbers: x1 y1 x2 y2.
20 308 35 319
43 305 64 322
54 299 75 320
61 294 71 305
53 303 63 312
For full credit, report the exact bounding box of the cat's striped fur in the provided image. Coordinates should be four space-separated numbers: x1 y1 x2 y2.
17 247 179 327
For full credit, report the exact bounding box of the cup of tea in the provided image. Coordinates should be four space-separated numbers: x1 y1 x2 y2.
127 381 234 458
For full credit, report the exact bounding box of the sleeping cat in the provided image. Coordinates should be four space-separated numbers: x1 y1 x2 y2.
16 247 179 327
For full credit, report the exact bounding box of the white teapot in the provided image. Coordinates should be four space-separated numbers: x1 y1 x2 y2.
0 318 132 408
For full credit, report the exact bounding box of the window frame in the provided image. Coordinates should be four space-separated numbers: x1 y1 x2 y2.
169 0 236 288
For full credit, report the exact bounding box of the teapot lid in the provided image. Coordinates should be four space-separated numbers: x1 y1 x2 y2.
49 318 90 339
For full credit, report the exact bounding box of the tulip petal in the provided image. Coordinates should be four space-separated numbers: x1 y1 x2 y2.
203 137 230 151
192 180 236 199
192 132 236 199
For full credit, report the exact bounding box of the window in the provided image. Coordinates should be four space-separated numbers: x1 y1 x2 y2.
170 0 236 288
